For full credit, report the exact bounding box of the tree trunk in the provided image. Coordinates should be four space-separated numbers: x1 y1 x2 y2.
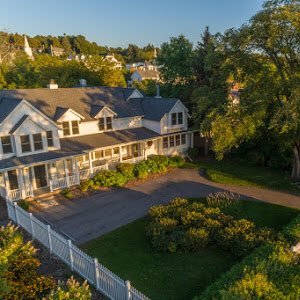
291 141 300 181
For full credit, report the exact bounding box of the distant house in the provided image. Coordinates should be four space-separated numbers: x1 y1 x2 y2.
50 45 65 57
103 54 122 69
130 66 160 84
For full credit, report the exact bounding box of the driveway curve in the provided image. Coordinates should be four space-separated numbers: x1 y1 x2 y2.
32 168 300 244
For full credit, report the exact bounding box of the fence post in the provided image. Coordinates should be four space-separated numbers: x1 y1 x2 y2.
94 258 100 290
125 280 131 300
14 202 19 225
47 225 52 253
68 240 74 270
29 213 34 238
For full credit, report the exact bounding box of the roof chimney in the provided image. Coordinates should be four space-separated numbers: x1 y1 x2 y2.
47 79 58 89
155 84 161 98
79 79 87 87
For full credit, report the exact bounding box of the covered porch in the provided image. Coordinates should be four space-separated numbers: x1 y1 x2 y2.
0 139 161 201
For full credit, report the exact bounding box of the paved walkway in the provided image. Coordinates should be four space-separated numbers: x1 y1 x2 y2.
31 168 300 244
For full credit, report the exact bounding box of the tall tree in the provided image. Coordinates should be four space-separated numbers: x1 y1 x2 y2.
211 0 300 179
157 35 195 85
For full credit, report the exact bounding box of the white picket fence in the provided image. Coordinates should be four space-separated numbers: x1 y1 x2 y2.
5 200 149 300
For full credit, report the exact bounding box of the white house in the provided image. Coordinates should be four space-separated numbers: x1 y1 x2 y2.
0 83 193 201
103 54 122 69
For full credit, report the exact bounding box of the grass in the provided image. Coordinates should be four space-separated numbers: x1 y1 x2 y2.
83 200 299 300
184 159 299 194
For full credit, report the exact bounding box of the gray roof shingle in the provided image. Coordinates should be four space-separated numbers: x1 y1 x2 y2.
0 98 22 123
0 87 142 122
128 97 179 121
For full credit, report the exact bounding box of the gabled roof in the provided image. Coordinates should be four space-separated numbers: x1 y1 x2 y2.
0 98 22 124
90 105 117 118
0 87 142 121
9 114 30 134
128 97 181 121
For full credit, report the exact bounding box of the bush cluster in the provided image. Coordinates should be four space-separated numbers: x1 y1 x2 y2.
196 213 300 300
80 155 185 191
146 194 274 256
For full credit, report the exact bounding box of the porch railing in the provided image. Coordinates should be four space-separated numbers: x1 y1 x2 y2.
122 156 144 164
49 174 80 191
79 165 108 180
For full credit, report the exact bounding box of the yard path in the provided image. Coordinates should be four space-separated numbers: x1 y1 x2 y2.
31 168 300 244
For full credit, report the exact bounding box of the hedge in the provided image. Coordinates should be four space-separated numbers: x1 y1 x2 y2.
195 213 300 300
80 155 185 191
146 195 274 256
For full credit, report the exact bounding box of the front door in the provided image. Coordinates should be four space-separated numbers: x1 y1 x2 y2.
34 165 47 188
7 170 19 190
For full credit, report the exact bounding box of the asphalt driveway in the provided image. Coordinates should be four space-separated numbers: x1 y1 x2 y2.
32 168 300 244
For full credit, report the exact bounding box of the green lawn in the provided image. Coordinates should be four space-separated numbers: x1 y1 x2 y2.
184 160 299 194
83 200 299 300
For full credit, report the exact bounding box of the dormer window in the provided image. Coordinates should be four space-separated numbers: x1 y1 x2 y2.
71 121 80 135
1 136 13 154
98 117 113 131
62 122 70 136
20 135 31 153
62 121 80 136
171 112 183 126
106 117 112 130
33 133 43 151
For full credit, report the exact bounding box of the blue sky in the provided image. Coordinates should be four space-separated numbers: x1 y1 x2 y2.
1 0 265 47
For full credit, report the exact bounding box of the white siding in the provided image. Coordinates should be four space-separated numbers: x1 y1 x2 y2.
142 119 162 134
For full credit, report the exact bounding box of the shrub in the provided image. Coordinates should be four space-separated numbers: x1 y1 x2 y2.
0 224 55 299
80 179 94 192
183 228 209 251
115 163 135 180
205 192 239 211
168 155 185 168
147 155 169 172
187 147 199 159
47 276 91 300
134 161 149 179
17 199 30 211
60 189 74 199
93 170 127 187
282 214 300 243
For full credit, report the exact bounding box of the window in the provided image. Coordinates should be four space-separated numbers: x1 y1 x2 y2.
98 118 105 130
20 135 31 153
94 150 103 160
105 148 112 157
171 113 177 125
99 117 112 131
71 121 79 135
175 134 181 146
181 134 186 145
33 133 43 151
169 136 175 147
62 122 70 136
106 117 112 130
113 147 120 155
163 137 168 149
132 144 139 157
178 112 183 124
1 136 13 154
46 131 54 147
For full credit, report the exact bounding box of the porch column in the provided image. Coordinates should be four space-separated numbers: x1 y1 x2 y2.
190 132 194 148
63 159 70 187
17 169 26 199
3 171 10 200
73 158 80 184
119 146 123 163
88 152 93 175
143 143 147 160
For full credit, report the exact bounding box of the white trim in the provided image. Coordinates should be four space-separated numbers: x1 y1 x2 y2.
93 106 118 119
126 89 144 100
56 108 85 122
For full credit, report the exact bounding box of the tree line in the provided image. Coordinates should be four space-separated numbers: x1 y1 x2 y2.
0 31 157 63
